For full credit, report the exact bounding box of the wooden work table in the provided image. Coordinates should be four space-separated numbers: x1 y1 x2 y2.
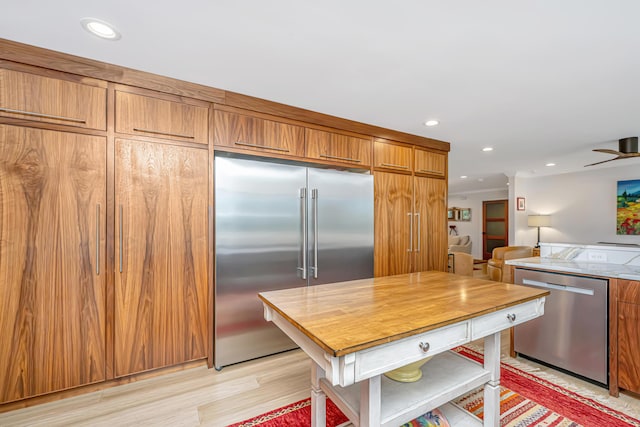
259 271 549 427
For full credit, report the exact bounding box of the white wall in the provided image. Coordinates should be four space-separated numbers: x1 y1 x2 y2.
512 163 640 247
448 189 509 259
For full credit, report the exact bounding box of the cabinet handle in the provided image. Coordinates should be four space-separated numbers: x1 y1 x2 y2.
0 107 86 124
407 212 413 252
96 204 100 275
133 127 195 139
380 162 409 170
319 154 362 163
234 141 290 152
507 313 516 322
419 169 442 174
119 205 123 273
419 342 430 353
414 212 421 252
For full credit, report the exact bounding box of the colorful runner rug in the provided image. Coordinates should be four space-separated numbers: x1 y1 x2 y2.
228 346 640 427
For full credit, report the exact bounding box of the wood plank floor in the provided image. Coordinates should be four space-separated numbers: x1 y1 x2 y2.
1 329 639 426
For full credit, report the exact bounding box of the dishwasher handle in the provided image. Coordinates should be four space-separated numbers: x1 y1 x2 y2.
522 278 594 296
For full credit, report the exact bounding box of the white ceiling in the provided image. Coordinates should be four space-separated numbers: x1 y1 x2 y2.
3 1 640 194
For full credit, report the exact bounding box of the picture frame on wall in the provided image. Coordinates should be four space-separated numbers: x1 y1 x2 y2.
460 208 471 221
517 197 526 211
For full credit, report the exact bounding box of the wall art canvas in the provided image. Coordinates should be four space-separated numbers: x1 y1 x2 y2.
617 179 640 235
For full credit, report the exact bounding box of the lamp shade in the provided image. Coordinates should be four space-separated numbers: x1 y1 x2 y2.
528 215 551 227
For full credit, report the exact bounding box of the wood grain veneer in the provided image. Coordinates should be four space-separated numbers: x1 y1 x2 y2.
305 128 372 166
114 139 208 377
0 125 106 402
414 176 448 272
0 67 106 130
414 149 447 177
618 301 640 392
259 271 548 356
374 172 412 277
115 90 209 145
214 109 305 157
618 279 640 304
373 139 413 173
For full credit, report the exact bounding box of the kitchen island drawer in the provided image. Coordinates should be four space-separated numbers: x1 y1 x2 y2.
471 299 543 339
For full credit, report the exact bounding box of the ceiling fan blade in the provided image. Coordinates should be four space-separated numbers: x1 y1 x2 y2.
585 156 621 167
618 152 640 158
593 149 623 155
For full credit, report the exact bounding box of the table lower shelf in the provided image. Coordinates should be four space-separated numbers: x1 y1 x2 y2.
320 350 490 427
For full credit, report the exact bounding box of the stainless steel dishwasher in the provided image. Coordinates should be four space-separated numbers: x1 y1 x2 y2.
513 268 608 385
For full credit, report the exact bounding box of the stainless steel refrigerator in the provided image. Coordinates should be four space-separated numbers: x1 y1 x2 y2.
214 155 374 368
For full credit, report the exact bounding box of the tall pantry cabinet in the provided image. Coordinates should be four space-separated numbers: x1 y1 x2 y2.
0 67 108 402
373 140 448 277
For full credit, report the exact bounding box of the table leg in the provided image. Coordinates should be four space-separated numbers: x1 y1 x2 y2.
311 362 326 427
483 332 501 427
360 374 381 426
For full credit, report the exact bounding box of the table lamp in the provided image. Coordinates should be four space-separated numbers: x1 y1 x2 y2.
527 215 551 248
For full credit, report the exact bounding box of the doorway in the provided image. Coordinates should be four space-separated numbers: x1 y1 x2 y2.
482 199 508 260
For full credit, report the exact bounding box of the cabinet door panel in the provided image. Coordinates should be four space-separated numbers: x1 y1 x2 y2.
618 302 640 393
115 91 209 144
115 139 208 377
374 140 412 172
305 128 371 166
414 177 448 272
0 68 106 130
415 149 446 177
374 172 412 277
214 110 305 157
0 125 106 402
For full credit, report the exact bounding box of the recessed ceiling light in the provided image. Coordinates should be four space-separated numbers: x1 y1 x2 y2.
460 175 468 179
424 120 439 127
545 163 556 167
482 147 493 152
80 18 121 40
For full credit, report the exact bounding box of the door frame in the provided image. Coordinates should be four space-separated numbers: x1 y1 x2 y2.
482 199 509 260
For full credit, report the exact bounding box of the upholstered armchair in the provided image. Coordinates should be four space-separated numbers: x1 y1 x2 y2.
450 251 474 276
487 246 533 283
448 235 472 254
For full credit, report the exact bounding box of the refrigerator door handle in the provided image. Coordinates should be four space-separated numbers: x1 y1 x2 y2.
415 212 421 252
299 188 307 279
407 212 413 252
312 189 319 279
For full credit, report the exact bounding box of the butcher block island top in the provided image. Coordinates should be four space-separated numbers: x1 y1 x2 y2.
258 271 549 357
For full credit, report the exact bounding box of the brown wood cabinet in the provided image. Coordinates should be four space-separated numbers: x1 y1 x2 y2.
114 139 209 377
616 279 640 393
0 125 106 402
115 89 209 144
0 67 107 130
374 171 448 277
413 176 448 272
305 128 372 166
415 148 446 178
214 108 305 157
373 139 412 173
374 172 413 277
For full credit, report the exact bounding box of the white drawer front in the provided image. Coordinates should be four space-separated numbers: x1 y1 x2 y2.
355 322 470 382
471 298 544 340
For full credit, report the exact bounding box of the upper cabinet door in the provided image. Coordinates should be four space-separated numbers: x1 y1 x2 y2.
214 109 305 157
305 128 372 166
373 139 413 173
415 149 447 178
115 91 209 144
0 68 106 130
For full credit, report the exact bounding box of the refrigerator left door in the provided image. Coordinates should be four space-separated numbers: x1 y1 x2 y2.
214 156 307 368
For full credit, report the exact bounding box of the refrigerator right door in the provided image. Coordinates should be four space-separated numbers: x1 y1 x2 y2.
307 168 374 286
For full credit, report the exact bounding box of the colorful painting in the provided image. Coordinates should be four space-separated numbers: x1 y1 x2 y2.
617 179 640 235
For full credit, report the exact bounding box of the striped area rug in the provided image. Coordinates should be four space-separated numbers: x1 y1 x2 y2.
229 346 640 427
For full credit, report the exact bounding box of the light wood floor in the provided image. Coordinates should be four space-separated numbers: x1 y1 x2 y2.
2 329 639 427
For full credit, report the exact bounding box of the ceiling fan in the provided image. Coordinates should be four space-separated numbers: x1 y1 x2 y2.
585 137 640 167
